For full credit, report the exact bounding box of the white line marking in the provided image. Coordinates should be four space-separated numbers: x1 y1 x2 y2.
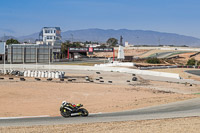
0 115 50 120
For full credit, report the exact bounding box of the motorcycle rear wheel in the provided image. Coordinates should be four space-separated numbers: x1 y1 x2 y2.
80 108 89 117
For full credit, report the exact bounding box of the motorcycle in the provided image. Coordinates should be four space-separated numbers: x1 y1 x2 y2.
60 103 89 118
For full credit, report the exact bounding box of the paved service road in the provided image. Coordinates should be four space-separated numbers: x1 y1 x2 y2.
0 98 200 127
186 70 200 77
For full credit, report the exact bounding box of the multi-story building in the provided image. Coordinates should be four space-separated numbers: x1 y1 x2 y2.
39 27 62 46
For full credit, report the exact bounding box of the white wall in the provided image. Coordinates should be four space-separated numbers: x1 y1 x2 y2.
1 64 180 79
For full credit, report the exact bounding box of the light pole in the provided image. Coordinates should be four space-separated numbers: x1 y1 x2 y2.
3 43 5 74
36 47 37 71
49 47 51 72
10 45 12 71
23 46 24 71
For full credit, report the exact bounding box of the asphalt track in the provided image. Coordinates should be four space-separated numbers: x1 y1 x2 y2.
185 70 200 76
0 98 200 127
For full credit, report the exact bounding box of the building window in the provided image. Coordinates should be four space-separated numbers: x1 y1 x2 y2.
45 30 53 33
47 36 53 40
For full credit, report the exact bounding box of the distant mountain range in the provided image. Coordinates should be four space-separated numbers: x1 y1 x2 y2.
1 29 200 46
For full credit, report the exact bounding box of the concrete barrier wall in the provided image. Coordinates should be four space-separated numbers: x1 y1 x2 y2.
140 65 178 70
116 46 200 51
0 64 180 79
94 62 135 67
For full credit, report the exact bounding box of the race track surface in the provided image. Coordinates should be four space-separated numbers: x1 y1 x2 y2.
186 70 200 76
1 98 200 127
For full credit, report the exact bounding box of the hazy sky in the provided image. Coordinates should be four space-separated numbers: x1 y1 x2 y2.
0 0 200 38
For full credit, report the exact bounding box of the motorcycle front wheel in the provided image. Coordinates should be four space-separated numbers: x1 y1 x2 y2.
60 110 71 118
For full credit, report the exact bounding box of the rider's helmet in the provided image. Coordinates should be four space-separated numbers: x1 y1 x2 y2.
62 101 67 106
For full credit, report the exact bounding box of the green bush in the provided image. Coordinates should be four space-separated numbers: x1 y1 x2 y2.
186 58 200 66
146 58 161 64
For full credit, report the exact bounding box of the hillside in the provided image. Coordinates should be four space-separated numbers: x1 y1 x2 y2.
2 29 200 46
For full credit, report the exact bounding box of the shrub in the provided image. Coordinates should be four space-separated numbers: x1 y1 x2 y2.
146 58 161 64
186 58 200 66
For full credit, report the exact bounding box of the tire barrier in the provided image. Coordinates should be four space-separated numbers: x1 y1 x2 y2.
127 80 130 82
108 81 112 83
68 79 73 82
1 70 24 76
23 70 65 79
60 78 64 81
2 64 181 79
132 77 137 81
72 79 76 81
47 78 52 81
96 72 101 74
85 76 89 80
100 80 104 83
11 71 19 75
20 78 25 81
45 72 48 78
41 72 45 78
132 74 136 76
35 78 41 81
99 77 103 79
0 78 4 80
1 70 65 79
96 79 100 80
31 71 34 77
48 72 52 78
9 78 14 80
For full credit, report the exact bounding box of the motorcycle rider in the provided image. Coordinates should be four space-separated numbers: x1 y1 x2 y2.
62 101 78 112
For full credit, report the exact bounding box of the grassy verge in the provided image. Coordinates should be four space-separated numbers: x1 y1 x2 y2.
193 93 200 95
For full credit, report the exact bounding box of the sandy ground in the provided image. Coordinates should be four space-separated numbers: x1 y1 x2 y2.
0 77 199 117
0 68 200 133
0 68 200 117
1 117 200 133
